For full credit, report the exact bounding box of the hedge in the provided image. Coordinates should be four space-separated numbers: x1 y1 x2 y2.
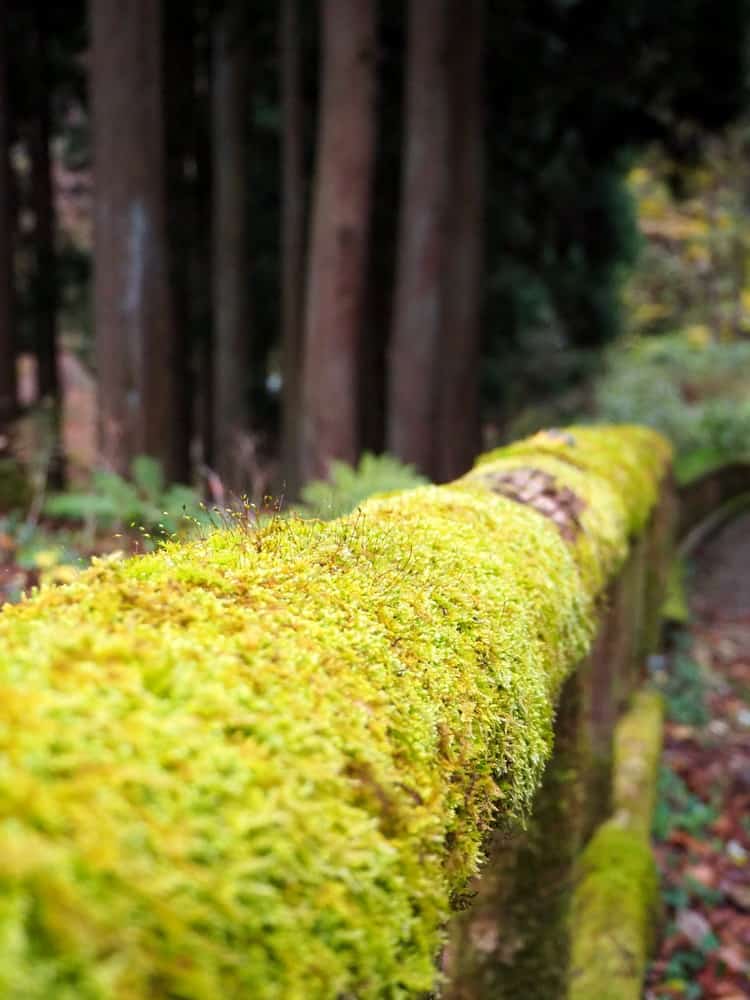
0 425 670 999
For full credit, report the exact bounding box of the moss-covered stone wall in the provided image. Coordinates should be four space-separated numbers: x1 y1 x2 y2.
569 692 664 1000
0 426 670 998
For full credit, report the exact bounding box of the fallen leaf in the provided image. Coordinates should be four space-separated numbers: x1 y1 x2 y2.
722 882 750 911
686 863 717 888
717 945 748 974
676 908 713 947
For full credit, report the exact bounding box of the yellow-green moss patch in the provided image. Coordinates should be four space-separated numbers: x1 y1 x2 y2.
477 424 673 536
569 822 659 1000
569 688 664 1000
613 690 663 837
0 427 669 998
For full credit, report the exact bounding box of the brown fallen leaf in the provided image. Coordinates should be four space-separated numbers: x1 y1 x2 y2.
722 881 750 911
717 945 748 974
686 863 718 888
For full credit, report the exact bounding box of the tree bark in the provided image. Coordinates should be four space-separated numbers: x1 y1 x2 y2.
300 0 376 484
386 0 450 477
91 0 182 479
0 4 15 432
188 2 213 471
279 0 305 498
28 4 58 406
435 0 484 482
211 0 251 491
163 0 196 481
29 2 65 483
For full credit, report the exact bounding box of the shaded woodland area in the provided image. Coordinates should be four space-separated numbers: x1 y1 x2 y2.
1 0 749 498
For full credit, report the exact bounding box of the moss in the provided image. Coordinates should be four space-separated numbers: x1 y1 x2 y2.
662 555 689 625
0 426 669 998
568 823 659 1000
446 671 587 999
569 690 664 1000
612 691 663 838
476 424 673 537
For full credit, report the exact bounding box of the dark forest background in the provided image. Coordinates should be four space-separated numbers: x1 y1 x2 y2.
1 0 749 501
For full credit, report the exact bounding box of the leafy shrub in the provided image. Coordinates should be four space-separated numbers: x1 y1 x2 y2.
299 452 429 520
594 332 750 481
44 456 206 538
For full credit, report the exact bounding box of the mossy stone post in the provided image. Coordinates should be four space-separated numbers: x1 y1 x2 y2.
568 692 663 1000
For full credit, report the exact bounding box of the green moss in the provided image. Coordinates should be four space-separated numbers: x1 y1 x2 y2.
662 556 689 624
569 823 659 1000
569 690 664 1000
0 426 669 998
447 671 587 999
612 691 663 838
477 424 673 537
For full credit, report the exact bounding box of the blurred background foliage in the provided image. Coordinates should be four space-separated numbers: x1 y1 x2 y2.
2 0 750 587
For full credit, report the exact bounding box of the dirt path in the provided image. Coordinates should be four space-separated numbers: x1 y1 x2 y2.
646 515 750 999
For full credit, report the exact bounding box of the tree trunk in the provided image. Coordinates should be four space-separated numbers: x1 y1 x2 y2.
189 2 213 471
29 2 64 483
0 4 15 432
435 0 484 482
279 0 305 498
386 0 450 477
360 7 405 457
91 0 182 480
300 0 376 484
163 0 196 481
211 0 251 491
28 4 58 406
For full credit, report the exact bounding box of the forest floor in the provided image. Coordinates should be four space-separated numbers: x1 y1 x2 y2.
646 514 750 999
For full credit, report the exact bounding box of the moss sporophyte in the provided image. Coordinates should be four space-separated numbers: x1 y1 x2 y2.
0 425 670 998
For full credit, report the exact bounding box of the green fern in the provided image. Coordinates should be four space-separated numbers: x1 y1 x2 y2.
299 452 428 520
44 458 206 538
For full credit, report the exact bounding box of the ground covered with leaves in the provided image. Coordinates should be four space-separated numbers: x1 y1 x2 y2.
646 514 750 999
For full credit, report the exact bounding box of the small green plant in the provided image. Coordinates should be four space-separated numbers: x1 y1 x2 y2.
653 766 719 840
663 876 723 912
658 650 711 727
44 456 206 539
299 452 429 520
662 951 706 999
